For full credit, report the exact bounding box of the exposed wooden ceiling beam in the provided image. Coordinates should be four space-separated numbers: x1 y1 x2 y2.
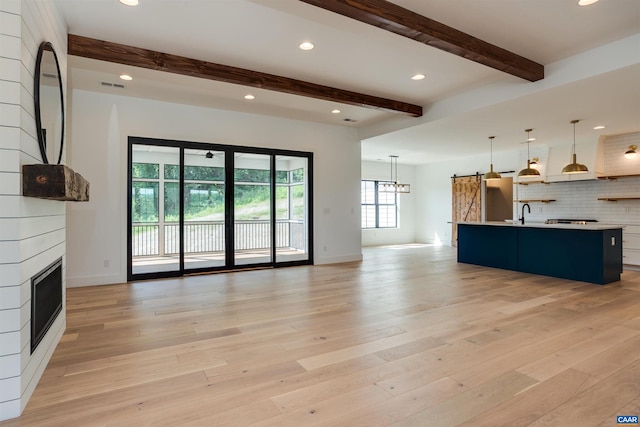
299 0 544 82
68 34 422 117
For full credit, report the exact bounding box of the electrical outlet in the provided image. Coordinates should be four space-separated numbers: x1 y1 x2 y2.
104 259 110 268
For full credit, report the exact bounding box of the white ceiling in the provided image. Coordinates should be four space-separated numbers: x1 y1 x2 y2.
56 0 640 165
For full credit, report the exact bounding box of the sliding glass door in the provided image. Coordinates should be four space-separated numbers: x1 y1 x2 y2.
130 145 181 276
234 153 273 266
128 138 312 281
276 155 310 263
182 148 226 271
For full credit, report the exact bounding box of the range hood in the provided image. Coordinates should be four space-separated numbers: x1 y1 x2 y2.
543 139 601 182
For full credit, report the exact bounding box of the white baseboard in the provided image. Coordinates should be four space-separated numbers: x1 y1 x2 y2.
314 253 363 265
66 273 124 287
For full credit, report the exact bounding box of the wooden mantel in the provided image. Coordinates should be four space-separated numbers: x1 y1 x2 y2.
23 164 90 201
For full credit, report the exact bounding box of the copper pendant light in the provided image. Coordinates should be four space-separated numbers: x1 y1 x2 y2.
483 136 501 180
562 119 588 174
518 129 541 178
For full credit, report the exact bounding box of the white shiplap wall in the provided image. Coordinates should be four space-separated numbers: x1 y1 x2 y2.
0 0 67 421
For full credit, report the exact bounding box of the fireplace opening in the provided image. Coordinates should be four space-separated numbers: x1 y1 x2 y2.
31 257 63 354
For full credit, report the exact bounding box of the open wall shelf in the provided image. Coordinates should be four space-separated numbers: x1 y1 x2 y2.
597 174 640 180
514 199 556 203
597 197 640 202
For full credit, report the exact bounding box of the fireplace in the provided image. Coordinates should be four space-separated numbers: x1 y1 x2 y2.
31 257 63 354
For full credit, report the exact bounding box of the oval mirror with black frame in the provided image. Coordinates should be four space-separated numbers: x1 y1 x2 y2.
34 41 64 165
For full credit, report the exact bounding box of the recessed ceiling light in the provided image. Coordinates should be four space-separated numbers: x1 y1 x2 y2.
578 0 599 5
244 94 255 100
411 74 426 80
299 42 314 51
118 0 139 6
593 125 605 130
331 109 341 114
119 74 133 81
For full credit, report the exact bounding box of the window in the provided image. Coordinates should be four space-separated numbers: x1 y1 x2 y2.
164 164 225 222
131 163 159 223
361 180 397 228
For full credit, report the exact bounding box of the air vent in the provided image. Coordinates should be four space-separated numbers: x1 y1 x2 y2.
42 73 58 79
343 118 358 122
100 81 125 89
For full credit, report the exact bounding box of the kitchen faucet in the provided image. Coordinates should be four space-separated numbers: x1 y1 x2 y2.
521 203 531 225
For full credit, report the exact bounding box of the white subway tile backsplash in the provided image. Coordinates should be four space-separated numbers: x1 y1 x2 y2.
517 176 640 224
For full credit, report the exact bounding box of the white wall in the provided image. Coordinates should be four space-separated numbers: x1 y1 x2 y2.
361 160 416 246
66 90 363 287
0 0 67 420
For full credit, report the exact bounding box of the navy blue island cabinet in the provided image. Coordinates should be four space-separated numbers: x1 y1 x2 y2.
457 223 623 285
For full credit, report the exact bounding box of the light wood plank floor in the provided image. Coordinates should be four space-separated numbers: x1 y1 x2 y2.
3 245 640 426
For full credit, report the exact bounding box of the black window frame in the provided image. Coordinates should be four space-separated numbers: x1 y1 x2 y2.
361 180 398 229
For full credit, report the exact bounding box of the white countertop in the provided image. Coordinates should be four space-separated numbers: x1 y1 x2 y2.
456 221 624 231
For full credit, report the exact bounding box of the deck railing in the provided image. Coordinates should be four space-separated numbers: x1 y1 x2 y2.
132 220 305 257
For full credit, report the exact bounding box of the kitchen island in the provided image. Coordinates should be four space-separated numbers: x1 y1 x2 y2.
457 222 623 284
